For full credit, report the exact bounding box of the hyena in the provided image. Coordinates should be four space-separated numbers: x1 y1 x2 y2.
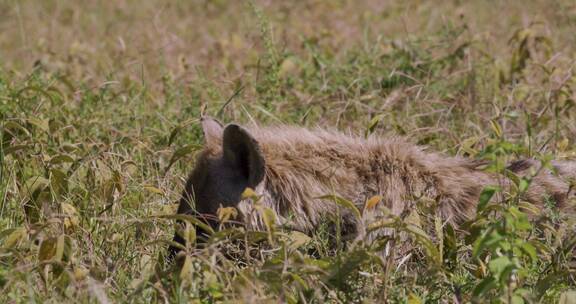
168 117 575 259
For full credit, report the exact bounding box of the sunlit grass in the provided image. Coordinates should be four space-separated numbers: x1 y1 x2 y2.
0 0 575 302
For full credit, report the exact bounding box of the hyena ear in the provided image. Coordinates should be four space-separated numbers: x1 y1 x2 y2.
201 116 224 147
222 124 265 187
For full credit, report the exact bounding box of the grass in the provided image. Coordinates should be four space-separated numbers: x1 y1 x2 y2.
1 0 575 302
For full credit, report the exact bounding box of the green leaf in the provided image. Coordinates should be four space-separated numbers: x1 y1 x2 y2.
165 144 199 172
434 215 444 263
489 120 503 138
405 224 438 258
326 248 371 289
535 272 569 299
27 118 50 132
287 231 311 250
49 154 75 165
519 241 537 262
3 227 27 248
473 277 497 298
54 235 66 262
217 206 238 224
143 185 164 195
38 238 57 261
408 293 423 304
512 295 525 304
365 114 385 138
261 206 277 244
4 144 33 155
508 206 531 231
154 214 215 236
473 228 503 258
21 176 49 199
167 125 183 147
180 255 193 282
50 168 68 196
3 121 31 137
477 186 498 213
518 178 530 193
488 255 512 278
289 273 308 290
318 194 361 219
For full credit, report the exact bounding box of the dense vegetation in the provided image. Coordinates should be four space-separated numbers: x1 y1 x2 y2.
0 1 575 302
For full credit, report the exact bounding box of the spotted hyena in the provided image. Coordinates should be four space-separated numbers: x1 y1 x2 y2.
168 117 575 258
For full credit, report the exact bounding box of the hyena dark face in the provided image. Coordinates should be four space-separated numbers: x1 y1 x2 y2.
168 118 265 259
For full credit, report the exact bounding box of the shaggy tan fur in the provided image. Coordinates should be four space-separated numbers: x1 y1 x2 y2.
199 121 575 240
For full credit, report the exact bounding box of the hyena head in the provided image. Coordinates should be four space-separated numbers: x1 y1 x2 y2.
169 117 266 258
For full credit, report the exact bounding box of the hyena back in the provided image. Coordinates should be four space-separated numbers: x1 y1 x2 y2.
169 117 575 258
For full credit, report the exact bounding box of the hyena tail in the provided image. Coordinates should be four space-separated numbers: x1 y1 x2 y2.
552 160 576 181
507 158 576 209
507 158 576 181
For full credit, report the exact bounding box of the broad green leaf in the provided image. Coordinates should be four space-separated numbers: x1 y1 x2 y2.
38 238 57 261
49 154 75 165
50 168 68 196
287 231 311 250
22 176 49 199
508 206 531 231
477 186 498 213
488 255 512 277
54 235 66 262
535 272 569 299
4 144 33 155
473 228 503 258
318 194 361 219
326 249 371 289
473 277 496 298
406 224 441 265
512 295 525 304
518 178 530 193
408 293 422 304
4 228 27 248
519 242 537 262
27 118 50 132
180 255 193 281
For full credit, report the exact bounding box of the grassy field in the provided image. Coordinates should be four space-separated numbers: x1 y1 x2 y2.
1 0 576 302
